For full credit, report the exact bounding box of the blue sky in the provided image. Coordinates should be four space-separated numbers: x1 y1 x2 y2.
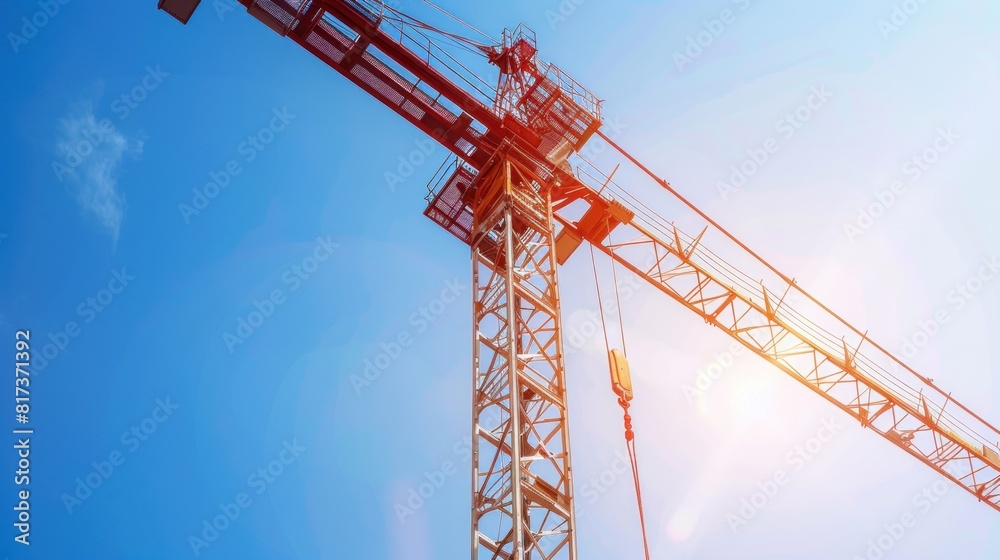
1 0 999 558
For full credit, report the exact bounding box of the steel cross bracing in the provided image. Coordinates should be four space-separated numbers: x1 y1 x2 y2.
569 218 1000 510
470 150 576 559
551 167 1000 512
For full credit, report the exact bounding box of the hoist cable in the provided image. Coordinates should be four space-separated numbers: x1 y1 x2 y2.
590 243 652 560
589 243 613 366
624 421 652 560
605 216 629 358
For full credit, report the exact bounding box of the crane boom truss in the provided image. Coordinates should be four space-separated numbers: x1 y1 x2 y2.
554 156 1000 512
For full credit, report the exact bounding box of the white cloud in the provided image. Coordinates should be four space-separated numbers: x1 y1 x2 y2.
54 103 142 246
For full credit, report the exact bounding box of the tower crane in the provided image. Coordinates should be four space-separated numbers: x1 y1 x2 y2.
159 1 1000 558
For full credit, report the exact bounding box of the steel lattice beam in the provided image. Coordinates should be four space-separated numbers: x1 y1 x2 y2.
472 154 577 559
554 202 1000 512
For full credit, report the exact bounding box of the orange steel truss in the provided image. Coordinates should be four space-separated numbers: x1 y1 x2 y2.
469 149 577 559
553 168 1000 513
